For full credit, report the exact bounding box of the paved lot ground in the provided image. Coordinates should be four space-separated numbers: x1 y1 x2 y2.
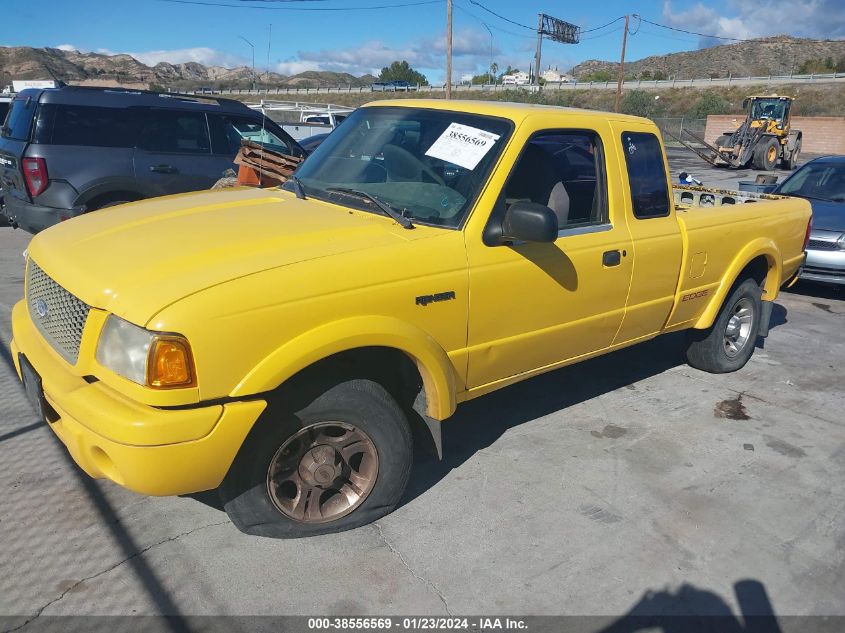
0 150 843 627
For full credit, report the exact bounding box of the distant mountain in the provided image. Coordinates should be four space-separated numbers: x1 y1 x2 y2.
571 35 845 80
0 46 375 90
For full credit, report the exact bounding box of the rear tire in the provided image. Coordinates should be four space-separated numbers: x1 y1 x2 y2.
220 379 413 538
752 137 779 171
685 278 762 374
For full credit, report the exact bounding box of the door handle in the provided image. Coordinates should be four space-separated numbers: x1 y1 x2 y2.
149 164 178 174
602 250 622 267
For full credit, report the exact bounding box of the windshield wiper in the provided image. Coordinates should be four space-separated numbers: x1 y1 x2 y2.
289 175 306 200
325 187 414 229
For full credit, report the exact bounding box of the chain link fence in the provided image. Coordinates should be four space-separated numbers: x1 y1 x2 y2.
652 117 707 146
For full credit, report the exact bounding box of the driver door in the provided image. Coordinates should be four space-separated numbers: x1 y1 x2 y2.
465 121 634 390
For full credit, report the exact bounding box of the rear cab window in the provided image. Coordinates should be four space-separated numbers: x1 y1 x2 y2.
1 96 38 141
622 132 671 218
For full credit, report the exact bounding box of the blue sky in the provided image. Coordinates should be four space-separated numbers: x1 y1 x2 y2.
3 0 843 81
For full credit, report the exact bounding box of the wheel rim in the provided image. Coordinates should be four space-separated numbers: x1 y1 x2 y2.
267 422 379 524
723 297 754 358
767 145 777 164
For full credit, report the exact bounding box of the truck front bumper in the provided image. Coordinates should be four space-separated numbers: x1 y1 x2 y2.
10 300 266 496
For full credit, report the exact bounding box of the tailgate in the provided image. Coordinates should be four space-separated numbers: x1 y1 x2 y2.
0 141 28 203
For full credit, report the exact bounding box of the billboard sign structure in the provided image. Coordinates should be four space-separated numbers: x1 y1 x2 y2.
534 14 580 84
541 14 580 44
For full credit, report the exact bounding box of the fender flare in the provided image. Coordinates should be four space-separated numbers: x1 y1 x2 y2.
230 315 459 421
692 238 781 330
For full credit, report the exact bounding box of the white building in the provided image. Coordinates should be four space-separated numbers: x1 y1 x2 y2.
542 68 571 83
501 71 530 85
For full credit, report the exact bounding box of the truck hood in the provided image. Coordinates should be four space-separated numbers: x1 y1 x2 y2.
29 187 435 325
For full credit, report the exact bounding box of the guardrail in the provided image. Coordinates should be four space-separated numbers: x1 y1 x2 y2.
186 72 845 96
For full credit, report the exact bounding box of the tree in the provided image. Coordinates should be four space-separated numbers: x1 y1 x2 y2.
378 60 427 86
691 93 729 119
579 70 615 82
621 90 658 117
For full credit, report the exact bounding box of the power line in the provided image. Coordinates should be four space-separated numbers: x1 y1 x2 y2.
465 0 534 31
453 2 535 39
581 26 623 41
580 16 625 34
157 0 443 9
633 15 753 42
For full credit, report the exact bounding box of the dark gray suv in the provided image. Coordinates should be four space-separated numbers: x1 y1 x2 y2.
0 86 304 233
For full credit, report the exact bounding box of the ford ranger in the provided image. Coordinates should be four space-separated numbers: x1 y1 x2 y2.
9 100 811 538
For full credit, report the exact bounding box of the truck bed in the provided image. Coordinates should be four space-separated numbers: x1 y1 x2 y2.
673 184 790 209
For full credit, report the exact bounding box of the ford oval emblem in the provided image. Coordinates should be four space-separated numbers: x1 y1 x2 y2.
35 298 49 319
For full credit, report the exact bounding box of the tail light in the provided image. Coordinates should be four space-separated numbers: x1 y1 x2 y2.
22 158 48 197
802 217 812 251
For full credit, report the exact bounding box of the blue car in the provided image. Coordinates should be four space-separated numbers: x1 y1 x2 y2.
773 156 845 285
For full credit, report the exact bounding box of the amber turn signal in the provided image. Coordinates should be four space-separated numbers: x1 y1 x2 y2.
147 336 196 388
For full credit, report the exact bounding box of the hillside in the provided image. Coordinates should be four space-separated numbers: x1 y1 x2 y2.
0 46 374 89
572 35 845 80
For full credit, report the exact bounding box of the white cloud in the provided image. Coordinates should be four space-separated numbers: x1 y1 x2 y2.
53 43 247 68
129 47 247 68
662 0 845 46
274 28 503 80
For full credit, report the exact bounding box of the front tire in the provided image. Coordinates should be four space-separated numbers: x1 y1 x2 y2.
685 278 762 374
220 379 413 538
752 137 779 171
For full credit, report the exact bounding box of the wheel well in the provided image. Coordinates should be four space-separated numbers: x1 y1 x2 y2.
85 191 144 211
737 255 772 297
269 347 436 453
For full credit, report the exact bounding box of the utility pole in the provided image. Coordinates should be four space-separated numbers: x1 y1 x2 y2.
482 22 493 85
239 35 255 91
534 13 543 86
446 0 453 99
266 24 272 84
614 15 630 113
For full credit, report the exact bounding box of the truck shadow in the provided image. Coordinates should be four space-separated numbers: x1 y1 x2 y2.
595 578 783 633
404 332 688 506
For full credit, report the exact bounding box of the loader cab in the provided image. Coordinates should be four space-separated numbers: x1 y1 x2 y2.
744 96 793 132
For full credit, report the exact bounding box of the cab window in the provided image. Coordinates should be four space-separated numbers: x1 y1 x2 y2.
622 132 670 219
504 130 607 230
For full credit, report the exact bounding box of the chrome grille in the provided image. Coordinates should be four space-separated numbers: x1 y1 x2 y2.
26 261 90 364
807 239 840 251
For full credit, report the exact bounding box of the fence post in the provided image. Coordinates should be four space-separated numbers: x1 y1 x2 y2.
680 117 684 138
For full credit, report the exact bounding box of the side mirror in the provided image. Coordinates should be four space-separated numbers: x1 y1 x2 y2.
501 202 558 243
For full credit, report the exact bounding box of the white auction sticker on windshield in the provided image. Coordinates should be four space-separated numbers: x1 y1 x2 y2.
424 122 500 170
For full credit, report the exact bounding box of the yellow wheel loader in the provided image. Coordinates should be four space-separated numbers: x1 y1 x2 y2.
667 95 803 171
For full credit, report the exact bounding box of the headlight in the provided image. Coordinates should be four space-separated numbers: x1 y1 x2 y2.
96 315 196 388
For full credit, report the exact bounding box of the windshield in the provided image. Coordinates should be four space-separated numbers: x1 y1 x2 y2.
778 163 845 202
284 106 512 228
750 98 786 121
1 97 37 140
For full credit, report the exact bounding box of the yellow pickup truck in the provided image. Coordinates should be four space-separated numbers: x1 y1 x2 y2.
10 100 810 538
